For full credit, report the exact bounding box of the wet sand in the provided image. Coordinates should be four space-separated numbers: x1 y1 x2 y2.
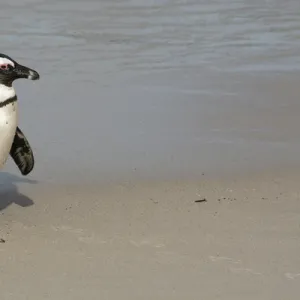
0 0 300 299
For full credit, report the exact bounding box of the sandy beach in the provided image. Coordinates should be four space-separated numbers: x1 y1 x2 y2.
0 0 300 299
0 171 300 299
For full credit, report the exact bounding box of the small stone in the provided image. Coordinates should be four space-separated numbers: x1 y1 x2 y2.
195 198 207 203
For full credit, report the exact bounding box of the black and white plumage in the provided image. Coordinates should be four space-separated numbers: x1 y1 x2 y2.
0 54 39 176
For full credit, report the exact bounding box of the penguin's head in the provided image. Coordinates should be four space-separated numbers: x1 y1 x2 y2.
0 54 39 86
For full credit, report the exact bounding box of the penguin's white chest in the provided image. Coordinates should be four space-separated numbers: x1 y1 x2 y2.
0 101 18 168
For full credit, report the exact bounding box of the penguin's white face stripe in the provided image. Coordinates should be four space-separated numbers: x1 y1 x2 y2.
0 58 14 68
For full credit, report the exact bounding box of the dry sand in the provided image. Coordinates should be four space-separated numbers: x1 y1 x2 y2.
0 170 299 299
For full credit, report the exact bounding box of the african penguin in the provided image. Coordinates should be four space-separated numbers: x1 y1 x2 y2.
0 53 39 176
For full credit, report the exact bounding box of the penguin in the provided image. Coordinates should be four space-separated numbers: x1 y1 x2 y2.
0 53 39 176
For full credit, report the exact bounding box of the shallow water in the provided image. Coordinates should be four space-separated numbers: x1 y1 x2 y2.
1 0 300 184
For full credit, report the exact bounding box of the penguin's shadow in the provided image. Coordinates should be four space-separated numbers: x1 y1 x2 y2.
0 172 36 211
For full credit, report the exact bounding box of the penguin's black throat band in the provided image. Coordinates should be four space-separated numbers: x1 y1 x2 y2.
0 95 17 108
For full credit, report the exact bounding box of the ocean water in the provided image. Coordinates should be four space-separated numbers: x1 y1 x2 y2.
0 0 300 184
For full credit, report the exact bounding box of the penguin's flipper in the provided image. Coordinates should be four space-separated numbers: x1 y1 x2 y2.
10 127 34 176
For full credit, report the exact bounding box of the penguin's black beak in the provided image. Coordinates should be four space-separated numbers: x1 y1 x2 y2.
14 64 40 81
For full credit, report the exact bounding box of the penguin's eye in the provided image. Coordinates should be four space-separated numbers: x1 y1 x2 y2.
0 64 9 70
